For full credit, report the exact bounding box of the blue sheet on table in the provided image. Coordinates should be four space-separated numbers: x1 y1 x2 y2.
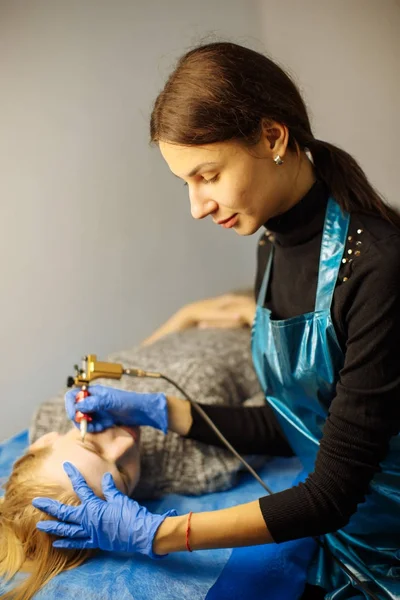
0 430 307 600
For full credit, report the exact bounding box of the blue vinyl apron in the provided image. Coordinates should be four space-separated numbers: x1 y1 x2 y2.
251 197 400 599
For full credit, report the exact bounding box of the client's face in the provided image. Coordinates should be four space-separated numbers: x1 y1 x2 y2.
29 426 141 497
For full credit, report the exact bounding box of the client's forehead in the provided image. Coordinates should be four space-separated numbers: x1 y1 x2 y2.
42 440 108 495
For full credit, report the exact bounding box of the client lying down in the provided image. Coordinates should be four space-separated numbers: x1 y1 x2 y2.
0 424 142 599
0 303 263 600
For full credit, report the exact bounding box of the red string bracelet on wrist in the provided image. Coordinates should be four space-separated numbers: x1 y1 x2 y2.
186 511 193 552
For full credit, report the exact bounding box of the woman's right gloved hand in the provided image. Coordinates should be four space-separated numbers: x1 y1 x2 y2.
65 385 168 434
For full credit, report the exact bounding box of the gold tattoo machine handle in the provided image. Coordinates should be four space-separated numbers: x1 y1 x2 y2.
66 355 162 442
67 354 162 388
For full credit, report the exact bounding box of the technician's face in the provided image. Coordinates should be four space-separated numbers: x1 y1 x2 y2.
30 426 140 498
159 132 291 236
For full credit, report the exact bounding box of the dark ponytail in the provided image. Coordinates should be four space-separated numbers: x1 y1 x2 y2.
305 139 400 227
151 41 400 228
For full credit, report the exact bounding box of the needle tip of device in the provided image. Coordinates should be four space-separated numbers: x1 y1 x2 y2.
80 419 88 444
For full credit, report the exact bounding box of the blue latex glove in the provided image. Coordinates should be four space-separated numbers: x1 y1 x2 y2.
65 385 168 434
32 462 177 557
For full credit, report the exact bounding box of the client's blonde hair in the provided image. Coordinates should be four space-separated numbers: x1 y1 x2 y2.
0 446 94 599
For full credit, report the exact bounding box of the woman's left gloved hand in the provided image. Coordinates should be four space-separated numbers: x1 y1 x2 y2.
32 462 176 557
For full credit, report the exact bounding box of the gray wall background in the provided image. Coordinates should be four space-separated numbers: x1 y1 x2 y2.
0 0 399 442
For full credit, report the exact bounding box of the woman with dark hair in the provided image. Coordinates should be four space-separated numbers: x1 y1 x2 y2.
33 42 400 599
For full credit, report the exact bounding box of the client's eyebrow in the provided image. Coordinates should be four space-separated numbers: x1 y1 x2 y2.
76 441 128 494
79 439 103 457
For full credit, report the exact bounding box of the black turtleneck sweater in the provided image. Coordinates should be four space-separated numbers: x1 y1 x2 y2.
186 180 400 543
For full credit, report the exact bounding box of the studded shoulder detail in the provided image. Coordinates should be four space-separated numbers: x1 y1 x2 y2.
340 228 364 282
